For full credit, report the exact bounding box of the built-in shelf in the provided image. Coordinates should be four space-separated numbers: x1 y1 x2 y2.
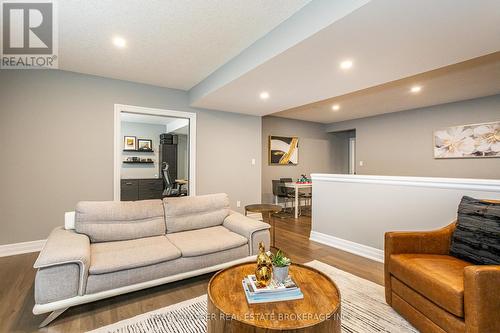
123 149 154 153
123 161 154 164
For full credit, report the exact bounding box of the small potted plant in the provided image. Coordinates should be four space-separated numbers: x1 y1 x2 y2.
271 249 291 283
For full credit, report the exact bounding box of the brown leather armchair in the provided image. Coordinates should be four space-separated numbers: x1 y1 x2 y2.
385 221 500 333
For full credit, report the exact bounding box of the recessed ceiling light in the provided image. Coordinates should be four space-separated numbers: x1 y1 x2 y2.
340 60 353 70
113 36 127 48
259 91 270 100
410 85 422 93
331 104 340 111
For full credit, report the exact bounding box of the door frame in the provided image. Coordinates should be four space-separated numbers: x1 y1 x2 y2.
348 137 356 175
113 104 197 201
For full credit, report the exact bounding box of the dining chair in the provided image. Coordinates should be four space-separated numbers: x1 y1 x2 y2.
272 180 294 217
280 177 305 216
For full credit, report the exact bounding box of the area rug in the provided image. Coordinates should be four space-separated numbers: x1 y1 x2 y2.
88 260 417 333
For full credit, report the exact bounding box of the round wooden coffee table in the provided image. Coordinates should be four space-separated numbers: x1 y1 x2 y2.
207 262 341 332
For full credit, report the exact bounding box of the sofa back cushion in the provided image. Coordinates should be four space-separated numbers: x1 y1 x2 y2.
163 193 230 233
75 200 165 242
450 196 500 265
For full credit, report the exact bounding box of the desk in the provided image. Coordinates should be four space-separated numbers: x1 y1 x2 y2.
175 179 188 195
284 182 312 218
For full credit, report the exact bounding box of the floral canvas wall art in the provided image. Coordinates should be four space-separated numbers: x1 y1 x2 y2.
434 121 500 158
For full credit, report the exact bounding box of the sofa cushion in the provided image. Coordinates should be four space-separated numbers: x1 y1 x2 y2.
85 244 249 294
163 193 230 233
166 226 248 257
75 200 165 242
390 254 472 317
390 277 465 333
89 236 181 274
450 196 500 265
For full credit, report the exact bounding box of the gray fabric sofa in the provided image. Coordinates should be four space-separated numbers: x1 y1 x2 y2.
32 193 270 327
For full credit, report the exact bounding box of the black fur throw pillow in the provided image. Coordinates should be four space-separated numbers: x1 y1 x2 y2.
450 196 500 265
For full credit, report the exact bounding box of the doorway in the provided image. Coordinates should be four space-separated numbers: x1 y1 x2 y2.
329 129 356 174
113 104 196 201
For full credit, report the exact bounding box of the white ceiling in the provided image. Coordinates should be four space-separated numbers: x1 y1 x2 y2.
58 0 500 123
192 0 500 118
272 53 500 123
59 0 311 90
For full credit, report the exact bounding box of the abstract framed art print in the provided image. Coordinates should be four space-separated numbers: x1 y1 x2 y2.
269 136 299 165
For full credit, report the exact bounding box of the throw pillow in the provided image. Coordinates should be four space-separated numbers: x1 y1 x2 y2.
449 196 500 265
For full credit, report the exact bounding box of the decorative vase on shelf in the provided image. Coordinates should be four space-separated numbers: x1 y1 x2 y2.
255 242 273 287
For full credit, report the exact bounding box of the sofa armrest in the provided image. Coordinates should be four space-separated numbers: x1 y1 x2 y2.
34 227 90 296
384 221 456 305
464 265 500 333
385 221 455 258
223 213 270 255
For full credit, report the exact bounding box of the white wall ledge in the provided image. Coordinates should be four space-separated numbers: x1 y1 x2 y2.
311 173 500 192
310 173 500 256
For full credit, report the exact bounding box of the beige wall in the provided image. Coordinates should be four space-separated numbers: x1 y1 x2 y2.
261 116 337 202
326 95 500 179
121 121 165 179
0 70 261 245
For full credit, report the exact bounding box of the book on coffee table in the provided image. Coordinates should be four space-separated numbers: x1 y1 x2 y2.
246 275 298 293
242 275 303 304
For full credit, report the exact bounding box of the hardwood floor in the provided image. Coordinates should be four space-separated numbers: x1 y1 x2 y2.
0 214 383 333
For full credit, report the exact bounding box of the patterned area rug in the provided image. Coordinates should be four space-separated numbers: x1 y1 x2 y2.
88 260 417 333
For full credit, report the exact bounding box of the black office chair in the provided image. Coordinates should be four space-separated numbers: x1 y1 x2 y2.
162 162 181 197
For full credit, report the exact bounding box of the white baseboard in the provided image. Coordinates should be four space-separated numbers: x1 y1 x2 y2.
0 239 45 257
310 231 384 263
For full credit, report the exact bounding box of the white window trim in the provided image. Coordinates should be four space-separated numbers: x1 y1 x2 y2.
113 104 197 201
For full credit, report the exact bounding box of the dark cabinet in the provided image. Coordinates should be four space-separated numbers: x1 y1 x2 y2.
138 179 164 200
120 178 163 201
159 143 177 180
121 179 139 201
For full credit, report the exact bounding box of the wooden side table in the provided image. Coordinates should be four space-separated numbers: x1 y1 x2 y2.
207 262 341 332
244 204 282 249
